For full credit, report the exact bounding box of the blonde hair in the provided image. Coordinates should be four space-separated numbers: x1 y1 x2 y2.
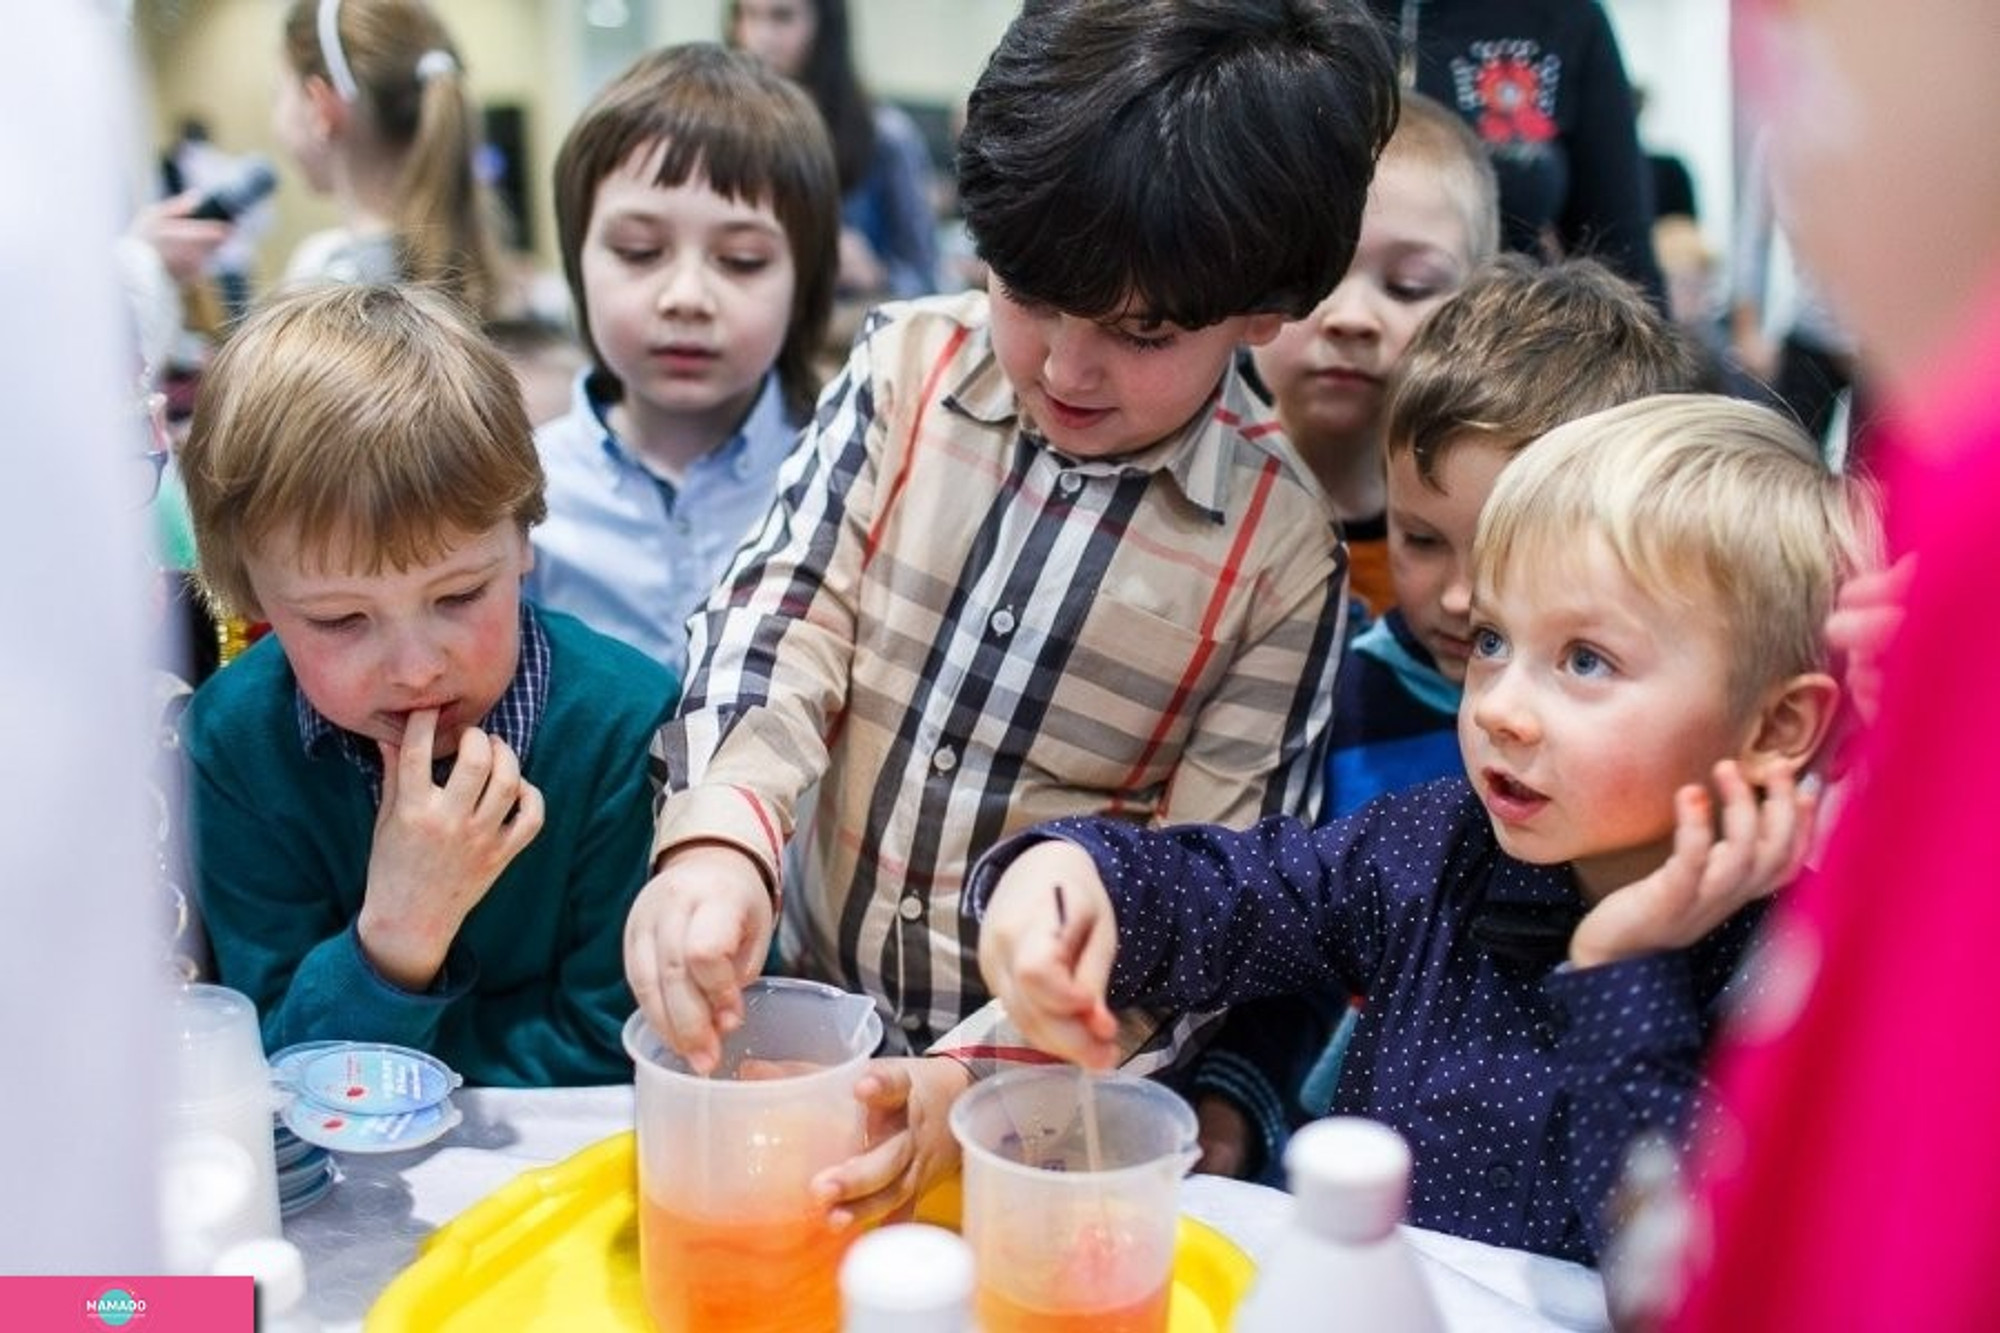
1383 90 1500 267
1474 394 1884 718
181 283 544 619
284 0 507 320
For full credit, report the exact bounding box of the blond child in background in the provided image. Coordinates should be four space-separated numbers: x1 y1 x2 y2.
1328 253 1706 818
1188 256 1708 1185
1248 91 1497 618
272 0 511 322
178 283 678 1086
973 394 1882 1264
524 44 840 676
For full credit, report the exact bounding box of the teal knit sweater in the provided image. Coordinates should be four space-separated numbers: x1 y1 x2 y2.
183 607 677 1086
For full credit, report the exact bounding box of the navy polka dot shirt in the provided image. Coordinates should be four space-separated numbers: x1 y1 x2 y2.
968 777 1765 1265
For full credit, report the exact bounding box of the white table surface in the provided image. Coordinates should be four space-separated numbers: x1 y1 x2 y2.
286 1085 1607 1331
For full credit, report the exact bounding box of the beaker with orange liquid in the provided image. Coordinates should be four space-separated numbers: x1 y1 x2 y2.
623 978 883 1333
949 1066 1197 1333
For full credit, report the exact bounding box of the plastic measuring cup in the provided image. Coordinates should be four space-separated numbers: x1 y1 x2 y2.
949 1065 1198 1333
162 983 282 1268
622 977 883 1333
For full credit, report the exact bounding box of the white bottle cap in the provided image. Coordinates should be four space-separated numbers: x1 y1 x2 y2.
1284 1117 1414 1244
213 1235 307 1311
840 1223 974 1329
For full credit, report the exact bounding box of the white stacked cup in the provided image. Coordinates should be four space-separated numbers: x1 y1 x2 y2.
161 983 281 1272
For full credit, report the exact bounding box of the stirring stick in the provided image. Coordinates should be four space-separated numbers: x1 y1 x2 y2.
1055 883 1106 1175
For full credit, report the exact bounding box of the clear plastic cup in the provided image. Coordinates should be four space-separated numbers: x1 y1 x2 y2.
163 983 281 1266
949 1066 1198 1333
622 977 883 1333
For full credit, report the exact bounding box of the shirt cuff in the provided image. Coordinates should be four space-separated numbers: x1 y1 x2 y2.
278 921 478 1052
653 783 787 902
1543 950 1704 1067
961 828 1069 921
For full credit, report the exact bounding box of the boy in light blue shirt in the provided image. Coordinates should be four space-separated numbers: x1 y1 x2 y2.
526 45 841 674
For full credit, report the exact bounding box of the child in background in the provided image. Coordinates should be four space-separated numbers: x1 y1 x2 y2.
1328 254 1705 819
272 0 511 323
628 0 1397 1219
1187 257 1708 1185
727 0 941 304
973 393 1881 1264
1248 90 1497 618
178 283 678 1086
524 44 839 676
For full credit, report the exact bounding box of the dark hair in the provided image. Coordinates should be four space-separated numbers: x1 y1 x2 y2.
552 43 841 418
957 0 1397 328
726 0 877 195
1388 254 1709 486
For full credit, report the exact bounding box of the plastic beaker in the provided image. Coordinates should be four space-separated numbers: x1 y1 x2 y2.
163 982 281 1267
623 977 883 1333
949 1066 1198 1333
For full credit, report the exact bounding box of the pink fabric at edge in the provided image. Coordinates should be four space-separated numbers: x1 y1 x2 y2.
1672 273 2000 1329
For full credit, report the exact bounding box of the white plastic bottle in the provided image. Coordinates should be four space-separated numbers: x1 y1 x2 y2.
213 1236 323 1333
1232 1117 1445 1333
840 1222 978 1333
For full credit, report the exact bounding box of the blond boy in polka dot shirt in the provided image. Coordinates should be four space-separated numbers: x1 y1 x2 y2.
970 394 1882 1263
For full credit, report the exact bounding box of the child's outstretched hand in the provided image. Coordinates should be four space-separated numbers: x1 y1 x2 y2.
1569 760 1814 969
975 839 1120 1069
623 842 773 1073
809 1056 974 1229
361 707 545 990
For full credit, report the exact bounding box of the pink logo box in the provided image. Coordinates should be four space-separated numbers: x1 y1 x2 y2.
0 1276 252 1330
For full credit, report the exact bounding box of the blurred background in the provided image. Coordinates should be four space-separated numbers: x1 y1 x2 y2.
129 0 1733 318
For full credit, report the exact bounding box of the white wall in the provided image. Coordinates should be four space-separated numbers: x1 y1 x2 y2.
637 0 1012 103
1602 0 1735 259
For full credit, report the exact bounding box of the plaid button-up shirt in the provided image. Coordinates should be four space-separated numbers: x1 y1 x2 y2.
653 291 1347 1056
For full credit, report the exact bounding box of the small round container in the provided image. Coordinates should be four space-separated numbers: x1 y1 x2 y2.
267 1041 463 1155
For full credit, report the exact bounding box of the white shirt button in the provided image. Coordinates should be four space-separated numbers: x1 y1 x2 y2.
990 608 1016 635
932 746 958 773
898 1012 925 1032
1058 471 1084 495
899 894 924 921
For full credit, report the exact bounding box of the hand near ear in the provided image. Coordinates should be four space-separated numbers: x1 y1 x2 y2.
1569 761 1815 969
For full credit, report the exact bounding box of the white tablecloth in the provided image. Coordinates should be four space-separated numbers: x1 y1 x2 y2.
287 1086 1607 1331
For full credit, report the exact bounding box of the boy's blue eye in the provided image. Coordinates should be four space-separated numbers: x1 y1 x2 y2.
1565 644 1610 677
1471 626 1505 659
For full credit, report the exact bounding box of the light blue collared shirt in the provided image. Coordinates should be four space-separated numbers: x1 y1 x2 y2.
526 370 802 676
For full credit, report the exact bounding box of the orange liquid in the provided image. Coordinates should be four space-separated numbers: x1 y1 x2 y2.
976 1280 1172 1333
640 1196 852 1333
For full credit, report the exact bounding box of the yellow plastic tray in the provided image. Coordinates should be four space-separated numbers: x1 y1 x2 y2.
367 1130 1253 1331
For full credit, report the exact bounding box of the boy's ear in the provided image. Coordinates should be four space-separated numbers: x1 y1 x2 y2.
1738 671 1841 785
1239 312 1289 347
